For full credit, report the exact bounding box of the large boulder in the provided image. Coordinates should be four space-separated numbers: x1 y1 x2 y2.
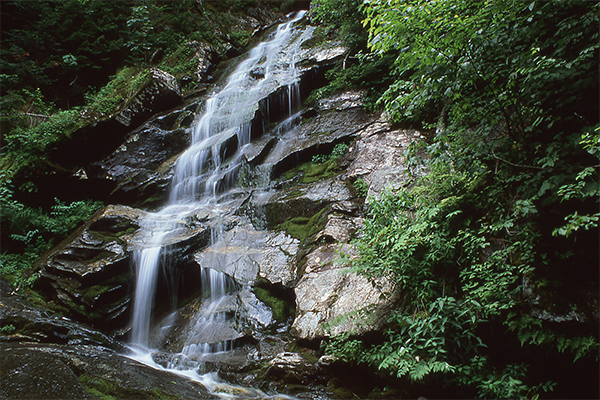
291 243 395 340
0 342 215 400
115 68 182 128
91 111 192 206
194 218 300 288
34 205 144 332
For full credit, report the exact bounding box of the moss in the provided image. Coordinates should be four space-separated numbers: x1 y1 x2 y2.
327 378 358 399
279 207 327 242
253 286 294 324
282 158 340 185
289 342 320 364
78 375 182 400
81 284 113 303
61 298 101 321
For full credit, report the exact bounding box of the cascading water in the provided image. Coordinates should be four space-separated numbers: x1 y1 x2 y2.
127 11 312 393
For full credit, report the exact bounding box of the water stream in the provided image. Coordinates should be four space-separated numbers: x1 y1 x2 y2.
126 11 311 397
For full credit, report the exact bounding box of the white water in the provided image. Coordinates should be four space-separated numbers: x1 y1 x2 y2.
126 11 310 396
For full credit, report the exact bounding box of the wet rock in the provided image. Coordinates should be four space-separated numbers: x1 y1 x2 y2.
194 218 299 287
316 89 368 111
160 294 245 354
264 351 318 383
298 39 347 70
0 346 91 400
37 205 142 278
292 244 395 340
239 288 274 329
0 280 123 351
0 343 215 399
92 122 189 206
185 41 217 83
266 101 377 179
247 7 280 28
36 204 211 333
33 205 145 331
250 66 266 80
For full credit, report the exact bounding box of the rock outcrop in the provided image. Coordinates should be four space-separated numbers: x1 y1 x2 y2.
3 13 424 398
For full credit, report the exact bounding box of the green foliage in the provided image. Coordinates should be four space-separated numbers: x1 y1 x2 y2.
362 0 599 133
78 375 181 400
553 128 600 237
127 5 155 63
0 324 16 335
0 179 102 290
311 0 368 51
312 143 349 164
307 52 396 109
507 313 599 363
84 67 151 120
0 0 130 107
0 67 152 183
321 3 598 396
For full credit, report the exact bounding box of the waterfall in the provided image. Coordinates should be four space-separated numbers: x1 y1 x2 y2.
128 11 309 359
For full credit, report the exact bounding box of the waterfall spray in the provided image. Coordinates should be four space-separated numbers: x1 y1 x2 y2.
128 12 310 358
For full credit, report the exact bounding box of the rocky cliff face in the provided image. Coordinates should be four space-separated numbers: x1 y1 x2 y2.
1 12 422 399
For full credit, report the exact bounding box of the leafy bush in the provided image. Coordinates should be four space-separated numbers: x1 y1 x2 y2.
321 1 599 397
0 179 103 290
312 143 349 164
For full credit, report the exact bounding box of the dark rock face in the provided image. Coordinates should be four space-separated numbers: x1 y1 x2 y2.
34 204 214 334
50 69 183 170
115 68 182 128
0 280 123 351
0 343 216 400
34 205 143 333
0 281 215 399
91 122 189 206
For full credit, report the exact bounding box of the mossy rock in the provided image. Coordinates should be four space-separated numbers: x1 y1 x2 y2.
78 375 183 400
279 207 327 243
282 158 341 185
253 286 294 324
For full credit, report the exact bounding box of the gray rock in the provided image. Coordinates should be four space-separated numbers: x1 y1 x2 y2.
347 117 425 199
316 89 368 111
194 219 299 287
185 41 217 83
92 122 189 204
314 214 362 244
238 288 273 329
0 280 123 351
292 244 395 340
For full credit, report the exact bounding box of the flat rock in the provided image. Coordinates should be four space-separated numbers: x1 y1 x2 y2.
0 343 215 400
194 218 299 287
